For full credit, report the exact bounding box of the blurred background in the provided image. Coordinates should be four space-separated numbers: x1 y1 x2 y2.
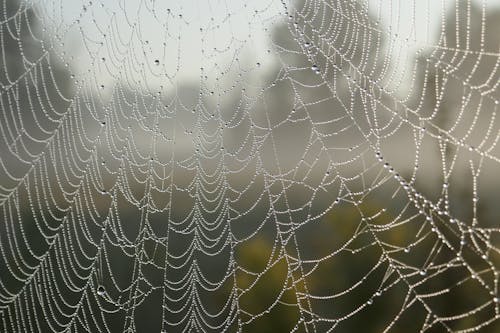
0 0 500 332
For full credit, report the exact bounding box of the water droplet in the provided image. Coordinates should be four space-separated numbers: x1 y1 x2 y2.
155 59 160 65
100 84 105 90
419 270 427 276
404 248 410 253
367 299 373 305
101 57 106 62
97 285 105 296
256 62 261 67
311 64 318 72
304 42 311 48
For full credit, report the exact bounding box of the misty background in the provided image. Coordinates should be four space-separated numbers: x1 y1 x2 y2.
1 0 500 332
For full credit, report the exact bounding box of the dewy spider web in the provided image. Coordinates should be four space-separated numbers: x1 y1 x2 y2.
0 0 500 331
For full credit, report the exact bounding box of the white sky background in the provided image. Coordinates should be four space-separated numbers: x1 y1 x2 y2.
34 0 500 94
36 0 283 91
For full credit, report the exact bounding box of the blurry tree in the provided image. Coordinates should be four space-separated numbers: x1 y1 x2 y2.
231 0 500 332
252 0 388 179
410 0 500 223
0 0 76 330
0 0 74 188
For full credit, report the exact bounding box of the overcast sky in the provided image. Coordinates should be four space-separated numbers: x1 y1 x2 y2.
34 0 500 92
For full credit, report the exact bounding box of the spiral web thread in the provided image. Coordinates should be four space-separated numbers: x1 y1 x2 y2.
1 0 500 332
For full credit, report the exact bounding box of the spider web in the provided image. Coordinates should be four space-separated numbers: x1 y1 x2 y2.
1 0 500 332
